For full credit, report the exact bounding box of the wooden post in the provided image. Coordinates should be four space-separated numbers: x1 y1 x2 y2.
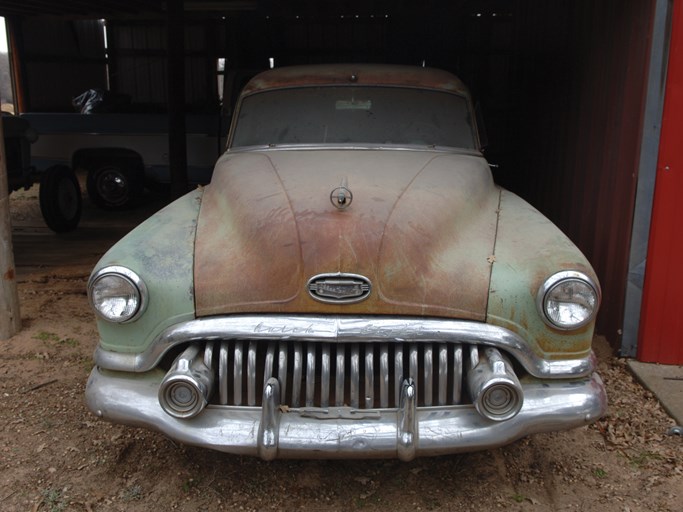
0 118 22 339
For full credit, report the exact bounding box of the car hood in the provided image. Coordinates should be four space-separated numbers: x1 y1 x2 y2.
194 149 500 319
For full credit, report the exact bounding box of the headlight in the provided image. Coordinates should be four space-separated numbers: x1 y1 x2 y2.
537 271 600 330
88 266 148 323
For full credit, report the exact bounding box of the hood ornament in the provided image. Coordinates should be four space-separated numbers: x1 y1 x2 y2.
307 273 371 304
330 177 353 210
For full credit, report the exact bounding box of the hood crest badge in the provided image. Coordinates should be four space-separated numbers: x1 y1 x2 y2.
330 177 353 210
307 273 371 304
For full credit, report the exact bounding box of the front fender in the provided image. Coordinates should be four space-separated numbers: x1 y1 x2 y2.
487 189 599 359
91 187 203 354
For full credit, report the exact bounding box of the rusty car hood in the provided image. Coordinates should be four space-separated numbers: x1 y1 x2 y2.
194 149 500 319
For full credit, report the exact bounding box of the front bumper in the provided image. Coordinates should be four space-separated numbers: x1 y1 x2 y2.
86 367 607 460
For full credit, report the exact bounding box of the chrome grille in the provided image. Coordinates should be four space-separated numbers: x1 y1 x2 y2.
212 340 464 408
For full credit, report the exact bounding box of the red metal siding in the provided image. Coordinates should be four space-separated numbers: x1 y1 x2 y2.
639 0 683 364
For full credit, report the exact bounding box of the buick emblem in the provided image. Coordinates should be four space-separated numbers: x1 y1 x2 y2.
307 273 371 304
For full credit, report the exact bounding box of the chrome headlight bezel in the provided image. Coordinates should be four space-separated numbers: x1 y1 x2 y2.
88 266 148 323
537 271 600 331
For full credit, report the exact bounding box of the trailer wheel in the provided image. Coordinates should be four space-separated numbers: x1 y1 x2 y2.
39 165 82 233
87 164 139 210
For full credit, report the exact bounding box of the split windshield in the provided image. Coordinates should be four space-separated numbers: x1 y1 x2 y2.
230 86 476 149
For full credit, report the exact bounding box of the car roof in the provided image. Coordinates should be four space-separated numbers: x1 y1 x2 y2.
241 64 471 96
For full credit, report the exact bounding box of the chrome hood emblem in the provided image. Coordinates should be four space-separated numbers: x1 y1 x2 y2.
307 273 371 304
330 177 353 210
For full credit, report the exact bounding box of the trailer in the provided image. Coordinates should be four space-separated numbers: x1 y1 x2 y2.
22 112 225 210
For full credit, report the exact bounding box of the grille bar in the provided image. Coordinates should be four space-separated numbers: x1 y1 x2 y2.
291 342 303 407
305 344 316 407
438 343 448 406
321 343 331 407
424 343 433 407
365 347 374 409
380 343 389 408
278 342 287 402
233 340 243 406
213 340 465 408
248 341 257 406
394 344 403 406
335 345 345 407
219 343 228 405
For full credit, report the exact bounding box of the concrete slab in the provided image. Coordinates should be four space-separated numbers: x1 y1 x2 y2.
628 360 683 426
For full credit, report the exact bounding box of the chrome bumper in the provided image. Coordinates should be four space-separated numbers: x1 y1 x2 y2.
86 367 607 460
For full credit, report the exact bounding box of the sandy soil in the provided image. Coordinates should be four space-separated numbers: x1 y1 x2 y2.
1 189 682 512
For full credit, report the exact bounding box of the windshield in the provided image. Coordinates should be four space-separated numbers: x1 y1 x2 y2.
230 86 476 149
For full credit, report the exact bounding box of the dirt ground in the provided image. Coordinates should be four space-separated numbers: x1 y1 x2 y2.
1 188 682 512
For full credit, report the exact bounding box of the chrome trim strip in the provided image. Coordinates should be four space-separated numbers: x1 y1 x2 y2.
227 144 482 155
94 315 596 379
87 368 607 460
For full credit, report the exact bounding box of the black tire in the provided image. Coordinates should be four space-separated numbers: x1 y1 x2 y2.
39 165 82 233
86 163 140 210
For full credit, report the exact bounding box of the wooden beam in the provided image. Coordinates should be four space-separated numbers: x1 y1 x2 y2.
0 118 22 340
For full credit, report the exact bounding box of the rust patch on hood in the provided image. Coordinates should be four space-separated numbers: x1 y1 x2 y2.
194 149 499 319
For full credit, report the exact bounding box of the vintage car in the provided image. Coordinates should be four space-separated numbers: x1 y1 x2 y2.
85 64 607 460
